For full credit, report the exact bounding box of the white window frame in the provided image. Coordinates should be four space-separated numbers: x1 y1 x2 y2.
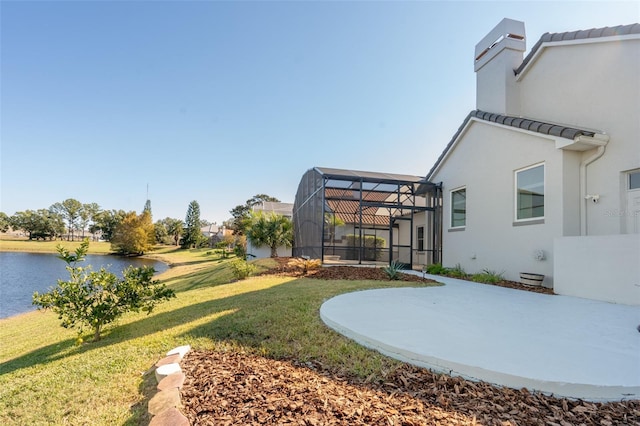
450 186 466 229
514 163 545 223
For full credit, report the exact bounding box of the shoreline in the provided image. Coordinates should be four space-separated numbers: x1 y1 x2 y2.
0 239 174 264
0 248 173 320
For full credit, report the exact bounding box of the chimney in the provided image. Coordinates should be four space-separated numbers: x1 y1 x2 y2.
474 18 526 115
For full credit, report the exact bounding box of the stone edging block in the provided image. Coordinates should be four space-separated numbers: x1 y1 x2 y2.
149 407 189 426
154 363 181 384
148 345 191 426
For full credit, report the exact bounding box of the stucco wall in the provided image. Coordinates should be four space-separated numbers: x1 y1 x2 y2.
247 243 292 259
425 27 638 301
554 234 640 305
518 38 640 236
430 120 575 286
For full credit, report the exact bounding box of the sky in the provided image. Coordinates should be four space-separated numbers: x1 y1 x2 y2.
2 1 638 224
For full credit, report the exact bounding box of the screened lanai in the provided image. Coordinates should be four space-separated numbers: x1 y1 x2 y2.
292 167 442 268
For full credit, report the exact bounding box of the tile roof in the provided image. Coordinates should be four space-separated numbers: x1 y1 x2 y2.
516 23 640 75
324 188 408 226
326 200 390 227
472 110 595 139
427 110 597 179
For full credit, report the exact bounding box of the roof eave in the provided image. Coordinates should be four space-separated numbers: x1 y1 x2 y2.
515 24 640 79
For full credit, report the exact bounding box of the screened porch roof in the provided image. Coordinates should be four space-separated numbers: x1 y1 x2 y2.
315 167 435 227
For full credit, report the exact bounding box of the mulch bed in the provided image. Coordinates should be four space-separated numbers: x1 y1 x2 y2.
180 351 640 426
266 258 553 295
179 259 638 425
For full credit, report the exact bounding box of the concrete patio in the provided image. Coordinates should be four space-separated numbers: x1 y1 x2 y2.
320 274 640 402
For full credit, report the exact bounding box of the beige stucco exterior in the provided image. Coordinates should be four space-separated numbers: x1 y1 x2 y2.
517 37 640 236
427 20 640 303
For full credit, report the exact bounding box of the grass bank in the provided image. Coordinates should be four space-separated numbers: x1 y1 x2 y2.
0 237 113 254
0 247 437 425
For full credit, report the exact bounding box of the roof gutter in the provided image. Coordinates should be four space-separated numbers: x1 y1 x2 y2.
579 134 609 235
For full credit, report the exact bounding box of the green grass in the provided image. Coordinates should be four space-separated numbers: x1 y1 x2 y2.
0 238 113 254
471 269 505 284
0 249 439 425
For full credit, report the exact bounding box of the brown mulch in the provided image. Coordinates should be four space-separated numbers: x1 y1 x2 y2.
181 350 640 426
266 258 553 294
179 259 638 425
307 266 431 283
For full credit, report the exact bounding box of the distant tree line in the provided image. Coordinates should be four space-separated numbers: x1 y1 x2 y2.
2 193 290 257
0 198 194 255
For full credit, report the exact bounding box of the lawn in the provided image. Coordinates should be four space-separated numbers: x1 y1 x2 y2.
0 246 436 425
0 237 113 254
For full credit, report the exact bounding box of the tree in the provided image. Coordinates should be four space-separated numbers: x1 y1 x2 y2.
32 240 175 341
0 212 11 233
10 209 65 240
229 194 280 235
245 211 293 257
143 199 152 216
50 198 83 240
156 217 183 246
79 203 101 240
91 209 126 241
182 201 203 248
110 211 155 255
154 220 169 244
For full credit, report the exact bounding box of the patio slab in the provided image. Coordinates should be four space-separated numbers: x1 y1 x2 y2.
320 274 640 401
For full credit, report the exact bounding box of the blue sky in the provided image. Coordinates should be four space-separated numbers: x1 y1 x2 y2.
2 1 638 224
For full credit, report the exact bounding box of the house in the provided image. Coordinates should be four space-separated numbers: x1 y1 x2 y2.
426 19 639 305
246 201 295 258
200 224 233 245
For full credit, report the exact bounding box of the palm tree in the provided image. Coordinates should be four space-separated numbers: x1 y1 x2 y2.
245 211 293 258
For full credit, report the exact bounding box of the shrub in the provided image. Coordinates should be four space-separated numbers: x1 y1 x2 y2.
447 263 468 279
233 243 246 260
425 263 449 275
382 260 404 280
229 258 256 280
216 241 231 258
471 269 505 284
32 240 175 341
287 257 322 275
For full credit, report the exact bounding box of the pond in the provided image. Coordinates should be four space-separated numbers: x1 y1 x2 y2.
0 252 169 319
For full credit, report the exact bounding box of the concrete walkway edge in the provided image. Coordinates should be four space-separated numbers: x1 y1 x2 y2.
320 276 640 402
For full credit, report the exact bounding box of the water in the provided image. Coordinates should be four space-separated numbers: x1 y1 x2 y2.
0 252 169 319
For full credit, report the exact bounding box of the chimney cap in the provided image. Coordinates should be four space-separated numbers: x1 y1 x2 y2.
474 18 526 71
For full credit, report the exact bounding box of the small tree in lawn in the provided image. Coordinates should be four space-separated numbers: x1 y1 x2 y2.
245 211 293 258
32 240 175 341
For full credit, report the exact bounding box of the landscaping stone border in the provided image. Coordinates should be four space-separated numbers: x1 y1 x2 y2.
148 345 191 426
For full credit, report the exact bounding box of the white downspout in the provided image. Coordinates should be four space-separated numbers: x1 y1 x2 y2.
579 135 609 236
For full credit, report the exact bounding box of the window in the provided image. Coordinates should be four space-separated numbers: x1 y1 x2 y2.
450 187 466 228
629 171 640 190
417 226 424 251
516 164 544 220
